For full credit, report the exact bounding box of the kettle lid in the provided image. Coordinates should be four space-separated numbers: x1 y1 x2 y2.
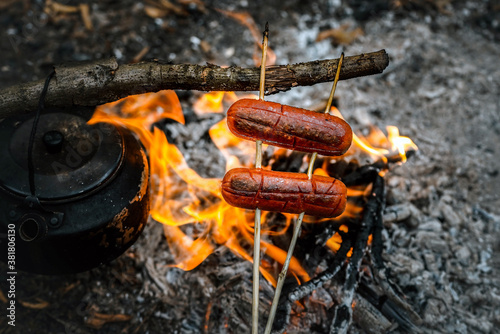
0 110 123 201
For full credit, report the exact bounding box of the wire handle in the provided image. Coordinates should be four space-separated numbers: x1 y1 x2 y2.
28 69 55 196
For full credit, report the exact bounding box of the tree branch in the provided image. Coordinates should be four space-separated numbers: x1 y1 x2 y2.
0 50 388 119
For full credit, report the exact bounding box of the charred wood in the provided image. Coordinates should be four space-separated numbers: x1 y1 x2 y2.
351 295 393 334
267 154 423 333
330 173 384 334
370 172 423 331
358 278 421 333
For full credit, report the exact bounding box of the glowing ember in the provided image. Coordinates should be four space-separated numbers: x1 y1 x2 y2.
90 89 417 286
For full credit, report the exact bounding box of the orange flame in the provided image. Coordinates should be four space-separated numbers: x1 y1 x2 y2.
207 93 260 169
193 91 227 115
90 90 309 285
330 107 418 164
386 125 418 163
90 89 416 285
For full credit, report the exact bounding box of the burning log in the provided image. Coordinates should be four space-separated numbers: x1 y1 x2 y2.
351 295 392 334
329 172 384 334
0 50 389 118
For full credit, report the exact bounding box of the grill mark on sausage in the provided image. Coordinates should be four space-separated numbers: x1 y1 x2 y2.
330 194 345 216
325 178 337 195
233 113 342 145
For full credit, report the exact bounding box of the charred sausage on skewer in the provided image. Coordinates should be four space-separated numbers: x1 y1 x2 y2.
227 99 352 156
221 168 347 218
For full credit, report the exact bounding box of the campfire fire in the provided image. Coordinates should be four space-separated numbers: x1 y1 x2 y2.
89 89 417 289
5 0 497 332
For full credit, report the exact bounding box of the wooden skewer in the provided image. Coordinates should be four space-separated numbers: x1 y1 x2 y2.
258 25 269 101
252 22 269 334
264 53 345 334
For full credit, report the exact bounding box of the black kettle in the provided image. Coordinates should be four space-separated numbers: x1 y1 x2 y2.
0 107 150 274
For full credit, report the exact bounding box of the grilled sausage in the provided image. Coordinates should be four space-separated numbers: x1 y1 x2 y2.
221 168 347 217
227 99 352 156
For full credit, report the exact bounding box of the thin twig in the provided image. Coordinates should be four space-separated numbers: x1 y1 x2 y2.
252 208 262 334
259 24 269 100
307 153 318 177
255 140 263 169
264 211 305 334
325 53 344 114
0 50 389 118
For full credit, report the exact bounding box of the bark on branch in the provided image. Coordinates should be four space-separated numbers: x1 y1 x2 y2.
0 50 388 119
